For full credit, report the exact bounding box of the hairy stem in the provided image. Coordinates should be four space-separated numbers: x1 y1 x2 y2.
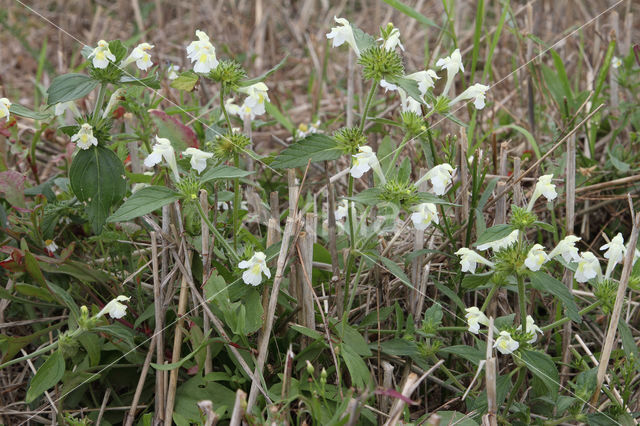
195 198 240 264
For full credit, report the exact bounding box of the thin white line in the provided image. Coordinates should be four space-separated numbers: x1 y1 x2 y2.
12 0 282 176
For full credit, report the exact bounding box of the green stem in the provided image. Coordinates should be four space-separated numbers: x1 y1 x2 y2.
386 134 410 176
517 273 527 334
437 326 468 332
93 83 107 121
220 85 233 130
480 281 500 312
233 152 240 251
430 355 466 391
343 174 356 313
345 259 365 316
359 80 378 132
541 300 602 332
0 341 59 369
503 366 525 416
195 198 241 264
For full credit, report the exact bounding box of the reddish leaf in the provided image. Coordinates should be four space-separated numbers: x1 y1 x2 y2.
374 387 418 405
0 171 26 207
149 109 198 150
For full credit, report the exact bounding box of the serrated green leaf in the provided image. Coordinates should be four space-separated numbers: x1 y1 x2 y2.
340 343 371 389
348 188 382 206
519 349 559 399
47 73 99 105
70 146 127 233
108 186 180 223
108 40 127 63
388 76 425 104
350 24 376 53
200 165 253 183
170 71 199 92
26 350 65 403
271 134 342 169
529 271 580 323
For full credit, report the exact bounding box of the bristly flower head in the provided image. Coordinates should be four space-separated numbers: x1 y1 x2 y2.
71 123 98 150
211 130 250 161
89 40 116 69
0 98 11 122
455 248 495 273
238 251 271 286
436 48 464 96
411 202 439 230
380 179 418 207
210 59 247 90
334 127 367 155
123 42 154 71
358 46 404 81
326 17 360 56
186 30 219 74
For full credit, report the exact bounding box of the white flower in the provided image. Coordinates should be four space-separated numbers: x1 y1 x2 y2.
0 98 10 122
380 79 399 92
334 199 351 221
186 30 219 74
436 48 464 95
54 101 78 117
380 27 404 51
326 16 360 56
102 88 124 119
88 40 116 69
71 123 98 150
423 163 455 195
524 244 549 272
517 315 543 343
167 64 180 80
144 136 180 181
406 70 440 96
574 252 601 283
476 230 519 252
451 83 489 110
601 233 626 278
494 331 519 355
237 82 269 116
612 56 622 69
97 295 131 319
548 235 581 262
183 147 214 174
455 247 495 273
399 89 422 114
123 42 154 71
295 121 320 139
225 98 242 116
238 252 271 286
45 239 58 253
527 174 557 211
411 203 439 231
349 146 386 183
465 307 489 334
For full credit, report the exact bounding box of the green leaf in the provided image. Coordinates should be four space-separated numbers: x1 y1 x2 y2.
529 271 581 323
379 256 412 288
47 73 99 105
170 71 199 92
107 186 180 223
473 224 515 248
416 192 457 205
519 349 559 399
9 104 52 121
239 55 288 87
382 0 438 28
618 320 640 373
70 146 127 233
432 412 478 426
438 345 484 366
338 321 371 356
350 24 376 53
290 324 324 342
120 72 161 89
271 134 342 169
388 76 425 104
348 188 383 206
264 101 294 133
340 343 371 389
26 350 65 403
462 272 493 289
108 40 127 62
200 165 253 183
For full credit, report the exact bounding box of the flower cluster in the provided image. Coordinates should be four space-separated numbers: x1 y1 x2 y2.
143 135 216 180
89 39 155 72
